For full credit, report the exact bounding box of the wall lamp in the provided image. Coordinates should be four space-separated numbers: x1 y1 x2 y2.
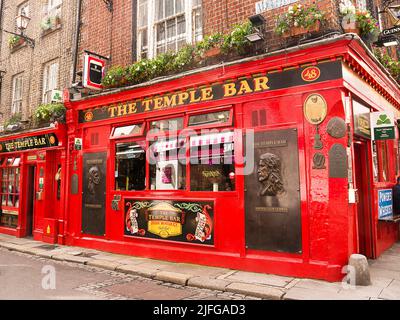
2 14 35 48
246 14 266 42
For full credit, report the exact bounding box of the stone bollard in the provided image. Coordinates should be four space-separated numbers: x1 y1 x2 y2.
348 254 371 286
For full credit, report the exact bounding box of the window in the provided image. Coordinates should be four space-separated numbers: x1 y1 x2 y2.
149 117 183 134
136 0 202 60
11 73 23 114
43 61 59 104
115 141 146 191
0 158 21 208
188 110 232 128
190 131 235 191
112 123 145 138
149 137 186 190
47 0 62 14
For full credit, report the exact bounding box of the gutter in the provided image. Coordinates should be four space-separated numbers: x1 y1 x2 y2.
72 0 83 84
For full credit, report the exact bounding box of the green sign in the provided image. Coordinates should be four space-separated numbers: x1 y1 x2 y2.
374 127 395 140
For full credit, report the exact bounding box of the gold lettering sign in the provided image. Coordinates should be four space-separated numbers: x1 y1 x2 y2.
303 93 328 125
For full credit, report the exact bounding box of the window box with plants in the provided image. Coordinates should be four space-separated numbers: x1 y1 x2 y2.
8 35 25 51
40 14 62 36
275 4 326 37
33 103 66 128
339 1 379 41
4 113 23 132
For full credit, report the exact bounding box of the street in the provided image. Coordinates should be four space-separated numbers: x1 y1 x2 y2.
0 247 257 300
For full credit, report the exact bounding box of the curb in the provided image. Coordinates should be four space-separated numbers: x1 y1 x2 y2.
0 240 285 300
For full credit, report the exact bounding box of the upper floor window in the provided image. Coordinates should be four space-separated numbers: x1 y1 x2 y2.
47 0 62 14
11 73 23 114
42 61 59 104
137 0 202 60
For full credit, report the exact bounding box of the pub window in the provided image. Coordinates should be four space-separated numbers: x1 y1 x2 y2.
190 131 235 192
149 138 186 190
188 110 232 128
0 158 21 209
115 141 146 191
111 123 145 138
149 117 183 134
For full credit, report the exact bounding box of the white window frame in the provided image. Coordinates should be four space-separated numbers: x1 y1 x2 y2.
11 73 23 115
46 0 62 18
42 61 59 104
137 0 202 60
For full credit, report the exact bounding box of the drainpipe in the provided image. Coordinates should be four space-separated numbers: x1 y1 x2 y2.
72 0 83 84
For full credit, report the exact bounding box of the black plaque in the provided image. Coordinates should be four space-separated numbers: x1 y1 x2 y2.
71 174 79 195
329 144 347 178
244 129 302 253
327 117 347 139
313 153 326 169
124 199 214 245
82 152 107 236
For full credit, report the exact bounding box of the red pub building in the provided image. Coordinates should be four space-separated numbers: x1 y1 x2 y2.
2 35 400 282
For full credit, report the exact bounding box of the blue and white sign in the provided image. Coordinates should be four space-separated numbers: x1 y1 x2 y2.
255 0 298 14
378 189 393 220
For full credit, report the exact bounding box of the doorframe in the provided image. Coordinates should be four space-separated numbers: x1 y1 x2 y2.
353 139 375 258
25 165 36 237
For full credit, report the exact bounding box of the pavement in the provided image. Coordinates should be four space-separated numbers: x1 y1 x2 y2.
1 233 400 300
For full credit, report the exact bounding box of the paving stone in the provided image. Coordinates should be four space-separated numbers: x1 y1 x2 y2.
114 257 148 265
379 280 400 300
226 282 284 300
188 276 231 291
0 243 24 251
294 279 341 293
284 287 368 300
116 264 159 278
369 268 400 281
154 271 193 286
162 263 228 277
224 271 293 288
86 259 122 271
63 255 91 264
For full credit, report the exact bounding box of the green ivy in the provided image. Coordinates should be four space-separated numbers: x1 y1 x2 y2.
374 49 400 83
34 103 66 124
102 21 255 89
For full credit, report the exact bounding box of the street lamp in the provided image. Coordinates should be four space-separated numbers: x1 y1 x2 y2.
246 14 266 43
15 14 31 32
2 13 35 48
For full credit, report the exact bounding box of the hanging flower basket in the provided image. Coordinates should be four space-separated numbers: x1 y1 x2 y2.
203 47 222 58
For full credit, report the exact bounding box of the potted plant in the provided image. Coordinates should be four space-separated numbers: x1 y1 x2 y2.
34 103 66 126
221 21 255 56
339 0 359 34
8 35 24 49
275 4 325 37
356 10 379 41
4 113 23 131
195 33 224 59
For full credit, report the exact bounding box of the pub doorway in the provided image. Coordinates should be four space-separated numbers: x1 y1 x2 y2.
25 166 36 237
353 141 374 258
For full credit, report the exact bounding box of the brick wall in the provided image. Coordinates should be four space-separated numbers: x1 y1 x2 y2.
0 0 77 125
77 0 133 76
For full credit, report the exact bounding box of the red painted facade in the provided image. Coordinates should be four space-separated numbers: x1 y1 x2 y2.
1 36 399 282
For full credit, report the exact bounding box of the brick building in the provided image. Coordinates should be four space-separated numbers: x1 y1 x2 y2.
0 0 78 128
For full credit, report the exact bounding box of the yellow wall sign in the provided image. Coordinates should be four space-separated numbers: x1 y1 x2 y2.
303 93 328 125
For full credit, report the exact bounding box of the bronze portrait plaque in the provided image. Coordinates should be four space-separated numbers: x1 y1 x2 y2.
244 128 302 253
304 94 328 125
327 117 347 139
82 152 107 236
313 153 326 169
329 144 347 178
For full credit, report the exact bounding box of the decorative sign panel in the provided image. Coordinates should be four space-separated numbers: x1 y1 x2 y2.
370 111 395 140
329 144 347 178
244 128 302 253
0 133 58 153
124 199 214 245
